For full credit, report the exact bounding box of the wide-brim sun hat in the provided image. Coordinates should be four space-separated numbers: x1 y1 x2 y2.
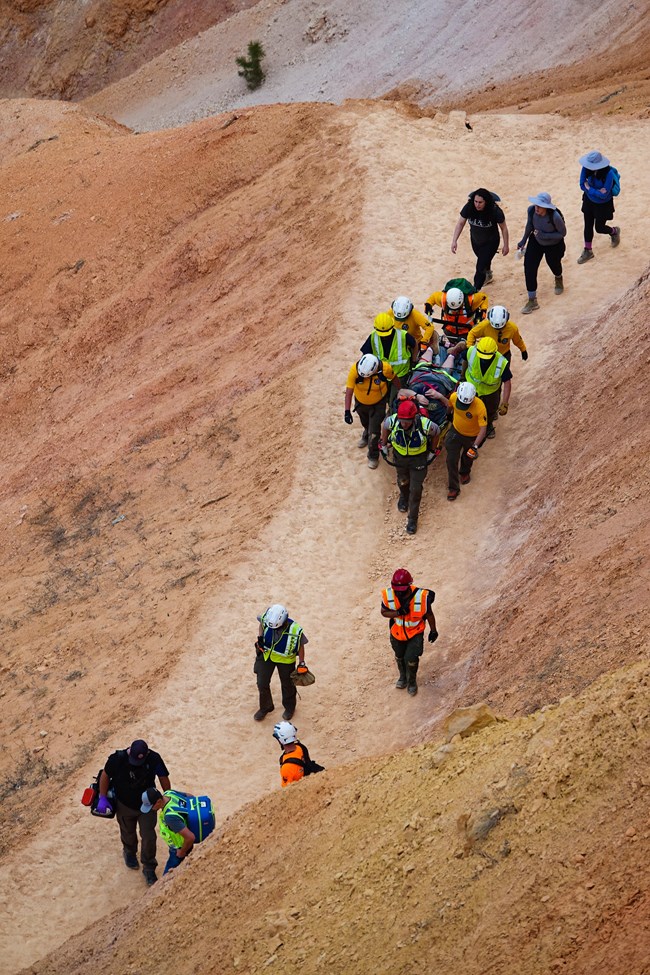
579 150 610 170
528 192 557 210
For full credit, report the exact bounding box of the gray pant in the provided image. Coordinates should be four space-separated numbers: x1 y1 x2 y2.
354 397 387 459
116 800 158 868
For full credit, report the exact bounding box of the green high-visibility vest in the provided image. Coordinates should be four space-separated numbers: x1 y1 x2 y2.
159 791 191 849
465 346 507 396
387 415 433 456
260 621 303 664
370 329 410 377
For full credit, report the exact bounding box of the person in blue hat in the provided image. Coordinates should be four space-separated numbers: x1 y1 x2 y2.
577 150 621 264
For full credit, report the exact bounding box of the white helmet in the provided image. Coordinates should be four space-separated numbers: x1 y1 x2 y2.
391 296 414 321
487 306 509 328
456 381 476 406
273 721 298 745
446 287 465 311
264 604 288 629
357 354 380 379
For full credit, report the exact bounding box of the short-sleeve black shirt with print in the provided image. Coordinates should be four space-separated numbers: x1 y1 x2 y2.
460 201 505 245
105 749 169 811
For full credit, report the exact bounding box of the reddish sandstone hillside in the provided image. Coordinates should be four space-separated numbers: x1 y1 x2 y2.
0 0 259 98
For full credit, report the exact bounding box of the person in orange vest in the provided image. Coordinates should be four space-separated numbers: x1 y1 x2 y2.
381 568 438 696
272 721 324 787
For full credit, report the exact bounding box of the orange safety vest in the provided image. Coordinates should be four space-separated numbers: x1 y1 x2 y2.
381 587 429 641
280 744 306 787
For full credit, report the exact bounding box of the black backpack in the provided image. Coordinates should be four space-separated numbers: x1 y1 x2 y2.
281 743 325 776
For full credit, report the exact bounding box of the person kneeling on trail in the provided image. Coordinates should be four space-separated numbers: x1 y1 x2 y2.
465 305 528 416
344 353 395 469
379 399 439 536
273 721 324 788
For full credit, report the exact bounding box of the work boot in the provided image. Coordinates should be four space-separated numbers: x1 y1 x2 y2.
367 457 379 469
486 424 496 439
406 664 418 696
143 868 157 886
282 706 295 720
521 298 539 314
253 706 274 721
397 495 408 513
610 226 621 247
554 275 564 294
394 657 407 689
406 518 417 535
577 248 594 264
484 268 494 284
123 850 139 870
357 430 369 448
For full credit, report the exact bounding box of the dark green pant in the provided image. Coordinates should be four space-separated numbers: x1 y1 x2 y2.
390 632 424 685
395 455 428 522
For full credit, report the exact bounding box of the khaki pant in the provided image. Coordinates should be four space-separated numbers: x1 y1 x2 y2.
116 800 158 868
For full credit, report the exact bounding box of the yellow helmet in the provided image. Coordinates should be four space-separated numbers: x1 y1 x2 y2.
476 336 498 358
373 312 395 335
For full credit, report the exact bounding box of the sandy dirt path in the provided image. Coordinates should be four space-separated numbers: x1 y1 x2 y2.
2 107 649 972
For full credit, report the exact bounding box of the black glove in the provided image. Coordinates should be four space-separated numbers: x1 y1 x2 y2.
424 302 433 316
428 630 439 644
344 410 353 425
521 351 528 361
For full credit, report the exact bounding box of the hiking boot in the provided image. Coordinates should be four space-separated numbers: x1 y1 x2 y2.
367 457 378 469
521 298 539 314
460 472 471 485
143 868 157 886
577 248 594 264
123 850 139 870
554 275 564 294
486 425 496 439
282 707 295 720
357 430 369 448
397 497 408 512
395 657 407 689
407 680 418 697
484 268 494 284
447 489 459 501
253 706 274 721
406 519 417 535
610 226 620 247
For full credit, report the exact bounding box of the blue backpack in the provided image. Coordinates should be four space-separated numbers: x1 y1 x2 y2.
610 167 621 197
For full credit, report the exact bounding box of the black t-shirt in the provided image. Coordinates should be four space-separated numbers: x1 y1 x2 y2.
360 332 416 356
105 749 169 811
460 201 505 245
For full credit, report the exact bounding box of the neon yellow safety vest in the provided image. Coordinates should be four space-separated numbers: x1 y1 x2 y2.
159 791 190 849
465 346 507 396
261 621 303 664
370 329 410 378
387 414 433 456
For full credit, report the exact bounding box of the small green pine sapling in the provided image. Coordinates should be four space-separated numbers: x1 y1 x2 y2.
236 41 266 91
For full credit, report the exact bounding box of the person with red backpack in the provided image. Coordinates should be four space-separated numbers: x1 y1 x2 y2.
577 150 621 264
381 568 438 696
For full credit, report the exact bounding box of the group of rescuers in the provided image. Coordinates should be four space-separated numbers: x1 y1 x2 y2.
344 278 527 533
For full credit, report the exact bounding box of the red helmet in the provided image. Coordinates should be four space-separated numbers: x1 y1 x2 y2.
391 568 413 591
396 400 417 420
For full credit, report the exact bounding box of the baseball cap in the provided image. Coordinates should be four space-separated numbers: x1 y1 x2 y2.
141 788 163 814
128 739 149 766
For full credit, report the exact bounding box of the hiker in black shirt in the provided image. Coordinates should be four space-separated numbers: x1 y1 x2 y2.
98 738 170 886
451 188 510 289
